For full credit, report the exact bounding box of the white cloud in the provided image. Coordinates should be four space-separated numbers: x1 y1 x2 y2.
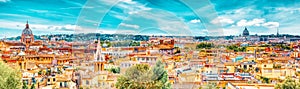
237 18 265 27
60 6 94 10
0 0 10 2
114 10 192 36
262 22 280 28
211 17 234 24
113 0 151 15
190 19 201 23
275 7 300 12
27 9 49 13
119 23 140 29
0 20 81 32
141 11 191 36
222 29 241 36
121 0 136 4
127 5 152 15
236 18 280 28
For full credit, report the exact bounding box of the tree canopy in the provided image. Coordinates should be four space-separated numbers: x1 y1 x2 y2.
116 60 171 89
275 77 300 89
196 43 214 49
226 45 246 52
0 61 22 89
107 67 120 74
129 41 140 46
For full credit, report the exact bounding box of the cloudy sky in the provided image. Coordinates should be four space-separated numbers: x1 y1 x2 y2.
0 0 300 38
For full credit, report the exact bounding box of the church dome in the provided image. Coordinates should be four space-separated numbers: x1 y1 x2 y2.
243 27 249 36
22 21 33 35
22 28 32 35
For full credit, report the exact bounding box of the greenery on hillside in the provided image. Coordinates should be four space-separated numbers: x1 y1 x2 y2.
196 43 214 49
129 41 140 46
226 45 246 52
275 44 291 50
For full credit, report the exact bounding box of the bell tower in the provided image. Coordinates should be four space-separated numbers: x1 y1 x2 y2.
94 38 106 72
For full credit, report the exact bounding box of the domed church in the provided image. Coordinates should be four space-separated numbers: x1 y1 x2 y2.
21 21 34 44
243 27 250 36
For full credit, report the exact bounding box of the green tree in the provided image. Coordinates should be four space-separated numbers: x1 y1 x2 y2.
129 41 140 46
196 43 214 49
275 77 300 89
108 67 120 74
152 60 171 89
30 84 35 89
116 64 154 89
0 61 22 89
226 45 246 52
22 81 28 89
116 61 171 89
38 70 42 75
260 76 270 83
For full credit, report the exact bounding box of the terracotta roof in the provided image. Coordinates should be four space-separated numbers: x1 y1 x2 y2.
5 42 25 46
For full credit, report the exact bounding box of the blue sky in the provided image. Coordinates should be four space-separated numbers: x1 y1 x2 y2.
0 0 300 38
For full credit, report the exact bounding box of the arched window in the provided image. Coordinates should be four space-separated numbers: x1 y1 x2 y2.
60 82 63 87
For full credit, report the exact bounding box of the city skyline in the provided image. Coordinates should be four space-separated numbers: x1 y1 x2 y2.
1 0 300 38
2 1 300 89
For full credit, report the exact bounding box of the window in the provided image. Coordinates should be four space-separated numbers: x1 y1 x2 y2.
53 78 56 81
264 65 267 67
48 79 50 82
86 80 89 85
60 82 63 87
64 81 67 87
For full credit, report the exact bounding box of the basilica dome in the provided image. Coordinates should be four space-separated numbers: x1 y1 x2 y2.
243 27 249 36
22 22 33 35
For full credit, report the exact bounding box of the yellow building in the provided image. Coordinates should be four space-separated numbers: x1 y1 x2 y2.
55 74 76 89
224 63 236 73
15 53 55 71
246 46 266 53
261 68 296 79
257 57 296 80
178 73 201 84
198 49 218 57
95 72 118 89
81 75 93 89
